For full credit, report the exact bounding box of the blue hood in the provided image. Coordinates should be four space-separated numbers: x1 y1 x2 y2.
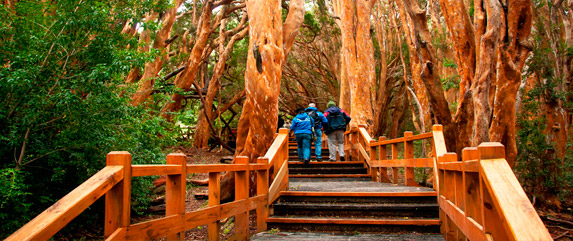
296 113 309 120
290 113 314 135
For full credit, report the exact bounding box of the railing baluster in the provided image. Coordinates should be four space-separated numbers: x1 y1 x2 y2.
369 139 377 181
404 131 416 186
166 153 187 241
256 157 269 232
105 152 132 238
208 171 221 241
378 136 390 183
234 156 250 240
391 143 398 184
442 153 457 240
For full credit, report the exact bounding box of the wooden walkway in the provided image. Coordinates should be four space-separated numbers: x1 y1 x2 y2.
252 232 444 240
288 178 435 193
6 126 552 241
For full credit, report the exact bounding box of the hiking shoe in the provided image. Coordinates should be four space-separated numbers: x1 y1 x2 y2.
340 156 345 162
304 159 310 165
328 159 336 162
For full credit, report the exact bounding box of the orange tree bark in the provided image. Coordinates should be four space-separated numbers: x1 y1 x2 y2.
489 0 533 166
160 0 216 120
433 0 533 164
194 18 248 148
130 0 184 106
234 0 304 160
125 12 158 84
395 0 433 134
372 1 393 137
397 0 457 150
332 0 376 128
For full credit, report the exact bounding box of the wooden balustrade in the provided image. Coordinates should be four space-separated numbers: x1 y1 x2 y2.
431 125 552 241
7 128 291 241
8 123 553 241
345 125 433 186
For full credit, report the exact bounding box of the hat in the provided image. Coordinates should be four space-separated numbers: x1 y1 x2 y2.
295 107 306 114
327 101 336 108
308 103 316 108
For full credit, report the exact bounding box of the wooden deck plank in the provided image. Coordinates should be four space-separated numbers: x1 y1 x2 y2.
266 217 440 225
280 191 437 197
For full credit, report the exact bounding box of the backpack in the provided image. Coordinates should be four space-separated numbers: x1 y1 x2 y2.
326 109 347 131
306 110 320 128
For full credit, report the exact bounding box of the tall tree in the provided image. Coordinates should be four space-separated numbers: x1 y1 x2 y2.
331 0 376 128
436 0 533 165
234 0 304 160
194 11 248 148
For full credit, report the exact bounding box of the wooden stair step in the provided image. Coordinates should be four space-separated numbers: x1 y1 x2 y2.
267 217 440 225
288 161 363 165
278 191 438 204
251 232 445 241
288 174 371 178
289 167 367 175
272 203 439 218
280 191 437 197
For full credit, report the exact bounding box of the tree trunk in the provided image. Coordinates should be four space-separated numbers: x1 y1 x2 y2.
489 0 533 166
194 24 248 148
395 0 433 134
161 1 215 120
372 1 393 137
131 0 184 106
332 0 376 129
235 0 304 160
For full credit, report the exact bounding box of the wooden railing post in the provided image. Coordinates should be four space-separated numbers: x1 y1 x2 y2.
391 143 398 184
105 151 132 238
369 139 377 181
351 126 359 162
207 169 221 240
462 148 482 231
478 143 511 241
441 153 457 240
166 153 187 241
378 136 391 183
256 157 269 232
404 131 417 186
234 156 250 240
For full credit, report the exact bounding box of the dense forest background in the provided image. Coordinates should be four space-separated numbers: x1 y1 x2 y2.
1 0 572 238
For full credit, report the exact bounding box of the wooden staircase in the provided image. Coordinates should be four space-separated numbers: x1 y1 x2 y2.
7 126 553 241
260 136 443 239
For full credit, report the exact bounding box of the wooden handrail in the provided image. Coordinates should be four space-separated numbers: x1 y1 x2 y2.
431 125 551 241
6 166 124 241
9 129 291 241
350 125 434 186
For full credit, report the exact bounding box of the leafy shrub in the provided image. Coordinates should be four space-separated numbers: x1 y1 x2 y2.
0 1 174 237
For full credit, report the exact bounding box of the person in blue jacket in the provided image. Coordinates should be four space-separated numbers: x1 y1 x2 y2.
290 107 314 164
305 103 328 161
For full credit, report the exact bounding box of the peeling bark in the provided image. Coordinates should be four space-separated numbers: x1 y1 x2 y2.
194 23 248 148
131 0 184 106
332 0 376 129
235 0 304 160
161 1 216 120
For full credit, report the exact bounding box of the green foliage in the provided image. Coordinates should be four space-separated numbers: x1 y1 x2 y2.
516 18 573 208
468 0 475 19
516 87 572 203
440 75 460 91
443 58 457 68
0 1 175 237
